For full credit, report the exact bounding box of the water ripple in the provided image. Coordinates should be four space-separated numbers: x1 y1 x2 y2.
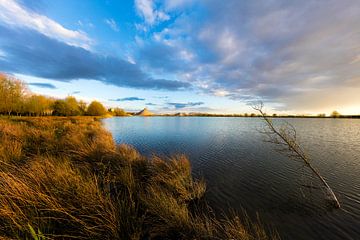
103 117 360 240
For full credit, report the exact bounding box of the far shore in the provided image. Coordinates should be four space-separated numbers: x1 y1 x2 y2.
2 114 360 119
122 113 360 119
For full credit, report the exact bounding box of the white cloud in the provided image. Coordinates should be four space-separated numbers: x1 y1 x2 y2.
0 49 6 59
135 0 170 25
135 23 147 32
0 0 92 49
164 0 194 10
213 89 230 97
179 50 194 61
126 55 136 64
104 18 119 32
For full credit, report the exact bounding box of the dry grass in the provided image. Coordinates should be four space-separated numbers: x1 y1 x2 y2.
0 117 279 239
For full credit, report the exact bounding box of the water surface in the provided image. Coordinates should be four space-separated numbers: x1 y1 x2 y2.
103 117 360 240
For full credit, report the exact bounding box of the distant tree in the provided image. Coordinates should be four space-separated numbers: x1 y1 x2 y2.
272 113 277 117
86 101 107 116
51 97 79 116
112 107 127 116
26 95 53 116
64 96 81 116
0 73 27 115
78 100 87 115
318 113 326 118
331 111 341 118
52 100 68 116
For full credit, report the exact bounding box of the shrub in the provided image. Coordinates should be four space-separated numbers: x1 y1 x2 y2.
331 110 341 118
86 101 107 116
52 97 81 116
112 107 127 116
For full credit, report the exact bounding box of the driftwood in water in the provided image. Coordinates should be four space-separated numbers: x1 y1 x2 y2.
253 103 340 208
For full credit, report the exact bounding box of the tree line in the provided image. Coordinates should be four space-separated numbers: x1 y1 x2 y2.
0 73 127 117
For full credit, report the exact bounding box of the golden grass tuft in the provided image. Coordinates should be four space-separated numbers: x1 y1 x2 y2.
0 117 279 239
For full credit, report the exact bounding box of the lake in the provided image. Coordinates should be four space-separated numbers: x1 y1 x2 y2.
103 117 360 240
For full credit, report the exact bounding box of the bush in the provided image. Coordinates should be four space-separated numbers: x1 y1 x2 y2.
52 97 81 116
86 101 107 116
112 107 127 116
331 110 341 118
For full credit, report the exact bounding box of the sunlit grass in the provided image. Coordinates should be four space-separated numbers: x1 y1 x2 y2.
0 117 279 239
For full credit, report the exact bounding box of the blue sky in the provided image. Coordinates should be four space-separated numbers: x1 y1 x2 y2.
0 0 359 114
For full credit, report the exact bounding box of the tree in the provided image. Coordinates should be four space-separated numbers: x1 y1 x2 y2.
331 111 340 118
112 107 127 116
78 100 87 115
52 100 68 116
86 101 107 116
0 73 27 115
253 103 340 208
26 95 53 116
64 96 81 116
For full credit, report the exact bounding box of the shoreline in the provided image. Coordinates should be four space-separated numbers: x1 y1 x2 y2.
0 117 279 239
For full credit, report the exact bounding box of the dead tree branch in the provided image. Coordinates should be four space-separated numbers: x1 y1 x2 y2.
253 102 340 208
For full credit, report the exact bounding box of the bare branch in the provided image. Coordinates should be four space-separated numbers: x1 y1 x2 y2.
253 102 340 208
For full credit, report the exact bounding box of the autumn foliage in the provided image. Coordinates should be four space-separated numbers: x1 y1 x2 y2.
0 73 123 117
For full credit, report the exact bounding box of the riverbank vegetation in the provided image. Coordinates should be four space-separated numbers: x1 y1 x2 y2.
0 73 127 117
0 117 278 239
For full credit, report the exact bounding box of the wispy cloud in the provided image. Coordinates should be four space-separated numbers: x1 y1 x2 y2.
154 96 169 99
109 97 145 101
28 82 57 89
104 18 119 32
0 0 92 49
135 0 169 25
146 102 157 106
167 102 204 109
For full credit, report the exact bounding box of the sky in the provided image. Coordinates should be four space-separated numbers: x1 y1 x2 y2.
0 0 359 115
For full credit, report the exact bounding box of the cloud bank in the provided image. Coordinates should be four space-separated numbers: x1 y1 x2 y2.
134 0 360 111
0 25 190 90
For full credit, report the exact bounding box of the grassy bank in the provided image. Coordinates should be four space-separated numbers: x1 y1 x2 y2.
0 117 278 239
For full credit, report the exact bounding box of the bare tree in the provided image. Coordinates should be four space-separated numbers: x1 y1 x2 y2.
253 102 340 208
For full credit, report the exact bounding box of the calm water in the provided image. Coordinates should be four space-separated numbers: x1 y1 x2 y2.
103 117 360 240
